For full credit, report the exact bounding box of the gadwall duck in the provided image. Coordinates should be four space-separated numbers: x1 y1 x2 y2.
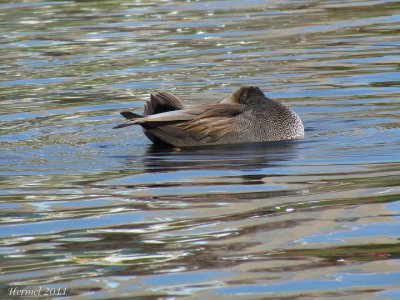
114 86 304 147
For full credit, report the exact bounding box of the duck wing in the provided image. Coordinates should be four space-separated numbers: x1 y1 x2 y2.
114 104 243 145
174 105 242 142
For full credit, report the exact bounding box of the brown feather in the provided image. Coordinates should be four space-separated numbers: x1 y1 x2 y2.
136 103 241 145
144 92 184 115
177 117 234 142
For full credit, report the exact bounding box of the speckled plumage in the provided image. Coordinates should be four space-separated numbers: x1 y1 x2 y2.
114 86 304 147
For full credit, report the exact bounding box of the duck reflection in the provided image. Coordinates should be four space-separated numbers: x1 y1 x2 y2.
135 140 301 173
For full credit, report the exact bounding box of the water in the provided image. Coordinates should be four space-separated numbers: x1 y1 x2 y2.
1 0 400 299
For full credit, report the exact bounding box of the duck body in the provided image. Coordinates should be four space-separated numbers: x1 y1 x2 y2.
114 86 304 147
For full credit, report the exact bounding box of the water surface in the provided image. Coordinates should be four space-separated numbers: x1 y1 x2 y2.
1 0 400 299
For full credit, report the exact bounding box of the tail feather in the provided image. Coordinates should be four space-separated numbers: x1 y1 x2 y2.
113 111 143 129
114 91 184 147
142 91 184 146
120 111 142 119
144 92 184 115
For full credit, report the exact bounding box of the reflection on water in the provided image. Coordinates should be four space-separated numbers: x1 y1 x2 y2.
1 0 400 299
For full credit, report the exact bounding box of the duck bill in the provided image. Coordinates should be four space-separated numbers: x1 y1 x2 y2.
220 88 242 104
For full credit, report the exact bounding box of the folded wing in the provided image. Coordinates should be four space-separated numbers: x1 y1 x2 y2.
115 103 242 145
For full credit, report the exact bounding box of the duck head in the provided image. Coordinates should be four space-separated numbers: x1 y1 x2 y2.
221 86 265 105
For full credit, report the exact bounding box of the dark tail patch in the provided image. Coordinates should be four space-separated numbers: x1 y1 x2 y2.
120 111 142 119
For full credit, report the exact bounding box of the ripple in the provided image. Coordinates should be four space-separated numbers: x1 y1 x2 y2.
1 0 400 299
